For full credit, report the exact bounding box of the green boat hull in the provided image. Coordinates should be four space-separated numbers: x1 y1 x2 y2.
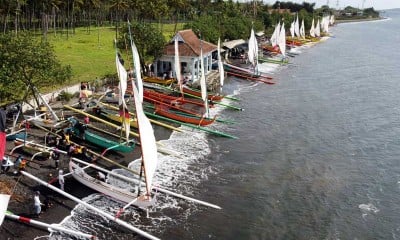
83 130 134 153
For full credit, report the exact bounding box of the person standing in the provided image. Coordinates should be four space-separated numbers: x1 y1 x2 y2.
51 148 60 169
84 116 90 125
58 170 65 191
0 108 6 161
33 191 42 218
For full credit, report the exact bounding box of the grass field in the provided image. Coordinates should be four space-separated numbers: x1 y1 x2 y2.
47 23 186 84
48 27 117 83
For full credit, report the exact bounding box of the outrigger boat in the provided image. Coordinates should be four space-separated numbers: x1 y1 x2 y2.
223 62 275 84
66 117 135 153
154 104 216 126
5 104 28 141
143 89 207 108
68 160 151 206
24 85 69 129
143 76 174 85
6 128 27 141
88 103 139 129
181 85 224 101
11 138 51 159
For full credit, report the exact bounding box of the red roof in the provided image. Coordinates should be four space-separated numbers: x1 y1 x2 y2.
163 29 217 57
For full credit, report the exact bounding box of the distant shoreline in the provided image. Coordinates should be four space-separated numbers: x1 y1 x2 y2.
335 17 385 24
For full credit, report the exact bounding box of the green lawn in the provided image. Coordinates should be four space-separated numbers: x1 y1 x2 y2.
48 27 116 83
47 23 187 84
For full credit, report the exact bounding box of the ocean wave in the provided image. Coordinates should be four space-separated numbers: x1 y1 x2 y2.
359 203 380 214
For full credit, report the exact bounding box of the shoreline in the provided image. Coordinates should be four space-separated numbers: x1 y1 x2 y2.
335 16 385 24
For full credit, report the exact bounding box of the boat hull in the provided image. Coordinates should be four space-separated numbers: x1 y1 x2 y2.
154 105 216 126
182 86 224 101
67 117 135 153
99 111 138 129
143 76 174 85
69 161 155 208
84 131 134 153
13 140 51 158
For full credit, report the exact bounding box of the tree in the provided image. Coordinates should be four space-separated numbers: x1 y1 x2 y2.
0 33 72 104
363 7 379 17
117 21 165 75
109 0 129 39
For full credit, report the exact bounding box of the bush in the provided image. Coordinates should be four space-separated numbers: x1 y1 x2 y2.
56 91 74 102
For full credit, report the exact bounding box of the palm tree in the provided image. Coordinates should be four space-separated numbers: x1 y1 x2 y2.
109 0 129 39
83 0 101 33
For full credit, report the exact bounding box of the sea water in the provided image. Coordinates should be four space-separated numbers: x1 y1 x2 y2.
53 9 400 240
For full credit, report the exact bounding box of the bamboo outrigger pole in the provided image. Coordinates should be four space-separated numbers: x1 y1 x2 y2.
143 111 238 139
157 84 243 110
20 171 160 240
5 212 96 239
15 137 141 176
226 70 275 84
99 102 182 132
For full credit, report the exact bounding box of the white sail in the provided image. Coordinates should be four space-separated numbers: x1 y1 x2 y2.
270 22 280 47
290 21 295 39
116 53 128 109
278 23 286 57
294 14 300 38
199 44 208 113
248 28 258 68
323 16 330 33
330 15 335 25
115 52 130 141
315 19 321 37
310 18 315 37
0 194 10 225
300 19 305 39
131 81 158 196
174 39 183 95
270 26 277 47
130 40 143 103
217 38 224 88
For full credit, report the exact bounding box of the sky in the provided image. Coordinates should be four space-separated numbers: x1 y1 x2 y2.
262 0 400 10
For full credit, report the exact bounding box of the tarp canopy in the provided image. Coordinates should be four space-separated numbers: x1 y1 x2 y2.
256 31 265 37
222 39 246 49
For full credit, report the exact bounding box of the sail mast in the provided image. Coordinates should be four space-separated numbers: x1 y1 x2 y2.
199 34 209 117
217 38 224 92
174 37 183 96
126 32 158 197
115 45 130 142
131 82 158 197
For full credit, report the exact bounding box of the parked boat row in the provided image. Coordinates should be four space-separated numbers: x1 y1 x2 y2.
1 17 335 239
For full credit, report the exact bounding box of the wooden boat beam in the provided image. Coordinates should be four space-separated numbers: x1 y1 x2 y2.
31 151 46 161
5 212 96 239
20 171 161 240
99 102 183 133
10 140 33 155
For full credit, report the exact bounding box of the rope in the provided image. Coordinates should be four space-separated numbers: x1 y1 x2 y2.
10 174 23 196
33 235 50 240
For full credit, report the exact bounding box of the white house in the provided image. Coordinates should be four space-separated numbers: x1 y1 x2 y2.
153 29 217 83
